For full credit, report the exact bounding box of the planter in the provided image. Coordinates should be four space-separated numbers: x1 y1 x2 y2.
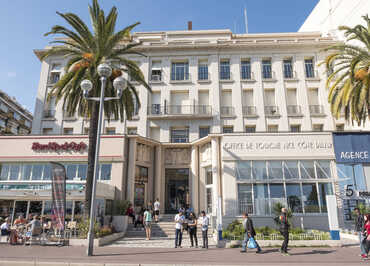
224 239 342 248
69 231 125 247
112 215 128 233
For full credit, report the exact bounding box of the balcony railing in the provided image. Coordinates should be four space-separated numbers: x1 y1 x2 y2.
305 70 320 80
198 72 210 82
309 105 325 116
242 106 257 117
43 110 55 119
262 71 277 81
287 105 302 116
241 71 255 81
220 106 235 116
283 71 298 80
170 73 191 83
171 136 189 143
264 106 279 116
148 104 212 117
150 74 162 82
220 72 233 81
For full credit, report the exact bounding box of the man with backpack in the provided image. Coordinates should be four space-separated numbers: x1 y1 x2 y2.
240 213 262 253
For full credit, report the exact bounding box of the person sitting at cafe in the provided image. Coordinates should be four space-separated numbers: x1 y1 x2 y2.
14 215 27 226
1 217 10 236
25 215 42 240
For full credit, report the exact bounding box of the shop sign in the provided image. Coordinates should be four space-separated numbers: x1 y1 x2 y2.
32 141 87 153
344 185 370 199
333 133 370 163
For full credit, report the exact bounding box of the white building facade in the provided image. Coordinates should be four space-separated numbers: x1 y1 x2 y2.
0 29 369 230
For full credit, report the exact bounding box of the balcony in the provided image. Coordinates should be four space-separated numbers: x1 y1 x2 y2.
283 71 299 81
220 106 235 117
287 105 303 117
309 105 325 117
197 72 211 83
242 106 258 117
170 73 191 84
42 110 56 119
264 106 280 117
241 72 256 82
150 74 162 84
262 71 277 82
305 70 321 81
63 112 77 121
219 72 234 82
147 104 212 119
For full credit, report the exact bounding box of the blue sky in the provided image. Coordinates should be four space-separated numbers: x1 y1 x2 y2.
0 0 318 113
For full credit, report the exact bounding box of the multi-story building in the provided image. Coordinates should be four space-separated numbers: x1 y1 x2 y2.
0 90 32 135
0 29 369 230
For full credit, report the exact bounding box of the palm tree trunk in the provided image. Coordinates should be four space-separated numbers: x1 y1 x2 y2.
84 101 99 217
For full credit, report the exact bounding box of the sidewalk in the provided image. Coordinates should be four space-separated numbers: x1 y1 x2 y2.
0 244 366 266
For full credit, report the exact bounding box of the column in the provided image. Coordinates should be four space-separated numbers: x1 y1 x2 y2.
154 146 164 213
126 138 137 205
191 146 199 214
211 137 220 217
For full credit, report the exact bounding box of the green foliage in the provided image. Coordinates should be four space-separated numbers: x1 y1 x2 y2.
113 200 131 216
222 219 244 240
96 226 113 238
271 202 292 227
352 203 370 220
77 219 100 238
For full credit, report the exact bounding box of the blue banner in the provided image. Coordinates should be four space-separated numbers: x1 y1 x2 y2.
333 133 370 163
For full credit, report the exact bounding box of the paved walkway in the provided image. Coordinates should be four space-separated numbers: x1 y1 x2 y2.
0 244 366 265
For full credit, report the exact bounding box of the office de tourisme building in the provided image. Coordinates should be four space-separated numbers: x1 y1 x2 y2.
0 26 369 230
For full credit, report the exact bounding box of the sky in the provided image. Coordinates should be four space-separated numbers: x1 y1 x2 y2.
0 0 319 113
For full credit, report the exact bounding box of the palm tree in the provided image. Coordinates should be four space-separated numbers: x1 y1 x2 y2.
41 0 151 216
322 15 370 126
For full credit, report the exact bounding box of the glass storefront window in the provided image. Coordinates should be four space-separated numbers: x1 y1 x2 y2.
43 201 52 217
100 164 112 180
318 183 333 213
268 161 283 179
29 201 42 217
32 164 43 180
14 201 28 219
21 164 32 180
253 161 267 180
286 184 303 213
284 161 299 179
270 184 286 207
238 184 253 214
206 187 213 214
236 161 252 180
43 164 52 180
0 164 9 180
316 161 331 179
300 161 315 179
206 168 213 185
66 201 73 221
9 165 20 180
0 200 13 219
254 184 269 215
77 164 87 180
302 183 320 213
66 164 77 180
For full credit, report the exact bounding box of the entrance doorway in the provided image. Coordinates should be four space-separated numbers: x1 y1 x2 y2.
165 168 189 213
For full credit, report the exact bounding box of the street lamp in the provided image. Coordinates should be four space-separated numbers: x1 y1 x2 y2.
83 63 126 256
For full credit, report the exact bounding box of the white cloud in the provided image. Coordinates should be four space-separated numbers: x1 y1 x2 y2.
7 72 17 78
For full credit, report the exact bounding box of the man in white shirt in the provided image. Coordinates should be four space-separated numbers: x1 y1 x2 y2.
174 210 185 248
154 199 160 223
200 211 209 249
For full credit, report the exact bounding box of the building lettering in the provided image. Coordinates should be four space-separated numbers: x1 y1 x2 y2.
340 151 369 160
223 141 332 152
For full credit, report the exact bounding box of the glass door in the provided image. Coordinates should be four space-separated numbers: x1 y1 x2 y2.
165 169 189 213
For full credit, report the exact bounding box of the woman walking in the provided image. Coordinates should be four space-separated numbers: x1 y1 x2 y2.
362 214 370 260
143 208 152 240
188 212 198 248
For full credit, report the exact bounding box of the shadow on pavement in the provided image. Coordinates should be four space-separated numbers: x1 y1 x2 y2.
93 249 208 257
291 249 336 256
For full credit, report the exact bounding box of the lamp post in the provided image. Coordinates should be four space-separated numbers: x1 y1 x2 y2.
82 63 127 256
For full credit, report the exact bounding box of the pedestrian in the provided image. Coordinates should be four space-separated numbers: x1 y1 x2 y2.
126 204 135 224
279 208 290 256
154 199 160 223
240 213 262 253
143 208 152 240
174 210 185 248
354 208 366 258
188 212 198 248
200 211 209 249
362 214 370 259
147 201 154 218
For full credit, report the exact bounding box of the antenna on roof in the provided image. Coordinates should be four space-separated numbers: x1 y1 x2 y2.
244 3 249 34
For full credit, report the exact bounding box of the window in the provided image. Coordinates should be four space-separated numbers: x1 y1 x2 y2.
171 128 189 143
206 188 213 214
66 164 77 180
238 184 253 214
286 184 303 213
254 184 269 215
252 161 267 180
283 161 299 179
0 164 9 180
220 59 231 80
0 119 5 128
171 61 189 81
32 164 43 180
246 126 256 133
49 72 60 84
21 164 32 180
236 161 252 180
198 60 208 80
270 184 286 207
9 165 20 180
302 183 319 213
241 60 251 80
42 128 53 135
206 168 213 185
223 126 233 133
13 113 21 121
127 127 137 135
43 164 52 180
267 125 278 132
336 124 344 131
305 59 315 78
316 160 331 179
318 183 333 213
84 127 90 135
300 160 315 179
63 128 73 135
100 164 112 180
106 127 116 135
151 61 162 81
290 125 301 132
0 102 8 112
283 59 293 78
312 124 324 132
268 161 283 179
286 88 297 106
262 59 272 79
199 127 210 138
77 164 87 180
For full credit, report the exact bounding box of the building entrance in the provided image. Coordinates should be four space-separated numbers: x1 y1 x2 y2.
165 168 189 213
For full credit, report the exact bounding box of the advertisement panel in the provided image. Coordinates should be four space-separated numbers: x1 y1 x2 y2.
51 162 66 231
